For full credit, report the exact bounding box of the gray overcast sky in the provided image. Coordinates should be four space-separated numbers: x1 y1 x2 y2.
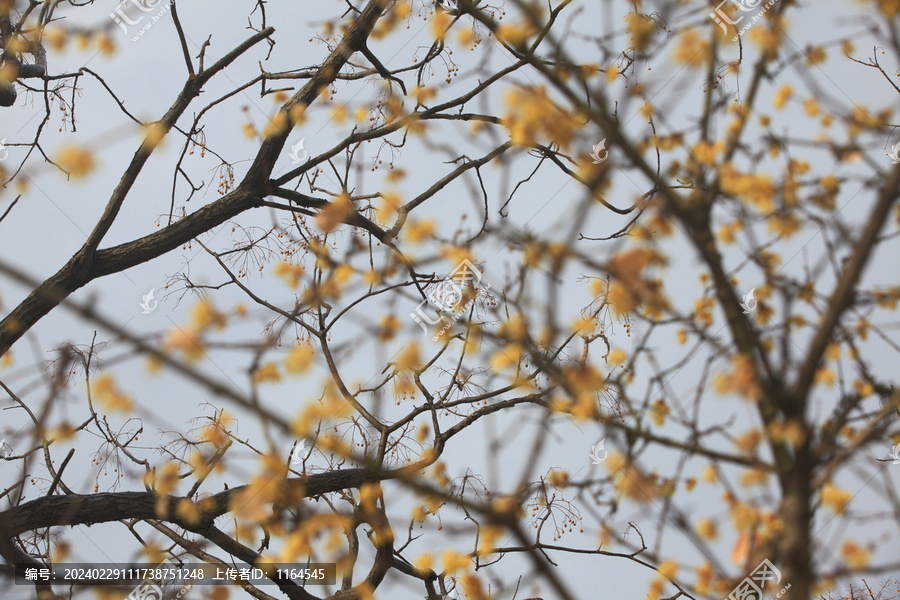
1 0 899 599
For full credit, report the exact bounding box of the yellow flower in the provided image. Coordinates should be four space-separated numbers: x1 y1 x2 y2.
730 501 761 532
377 315 401 342
330 105 348 124
649 399 669 426
44 27 67 52
773 84 793 109
477 525 504 557
740 469 768 488
286 345 314 374
411 85 437 105
672 28 709 67
489 344 523 370
404 218 435 243
253 362 281 384
767 213 800 238
695 563 714 595
430 10 451 40
605 64 621 84
749 25 782 57
457 27 477 49
415 552 434 573
735 429 762 453
395 344 423 372
441 549 471 574
613 462 659 503
175 498 202 526
91 374 134 412
804 97 820 116
626 13 657 51
607 348 627 365
316 192 355 233
97 34 115 56
658 559 678 580
289 104 307 127
503 86 576 148
263 110 289 138
767 420 805 447
692 140 724 165
191 299 226 331
241 122 258 139
815 367 837 387
496 22 536 47
273 260 305 288
806 45 827 65
546 469 568 488
712 354 760 400
718 220 744 244
821 482 852 514
163 327 205 362
696 519 718 540
57 145 96 178
840 540 871 569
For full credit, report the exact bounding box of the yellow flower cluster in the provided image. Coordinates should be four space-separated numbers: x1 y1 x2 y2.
91 374 134 412
719 164 777 213
503 86 576 148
